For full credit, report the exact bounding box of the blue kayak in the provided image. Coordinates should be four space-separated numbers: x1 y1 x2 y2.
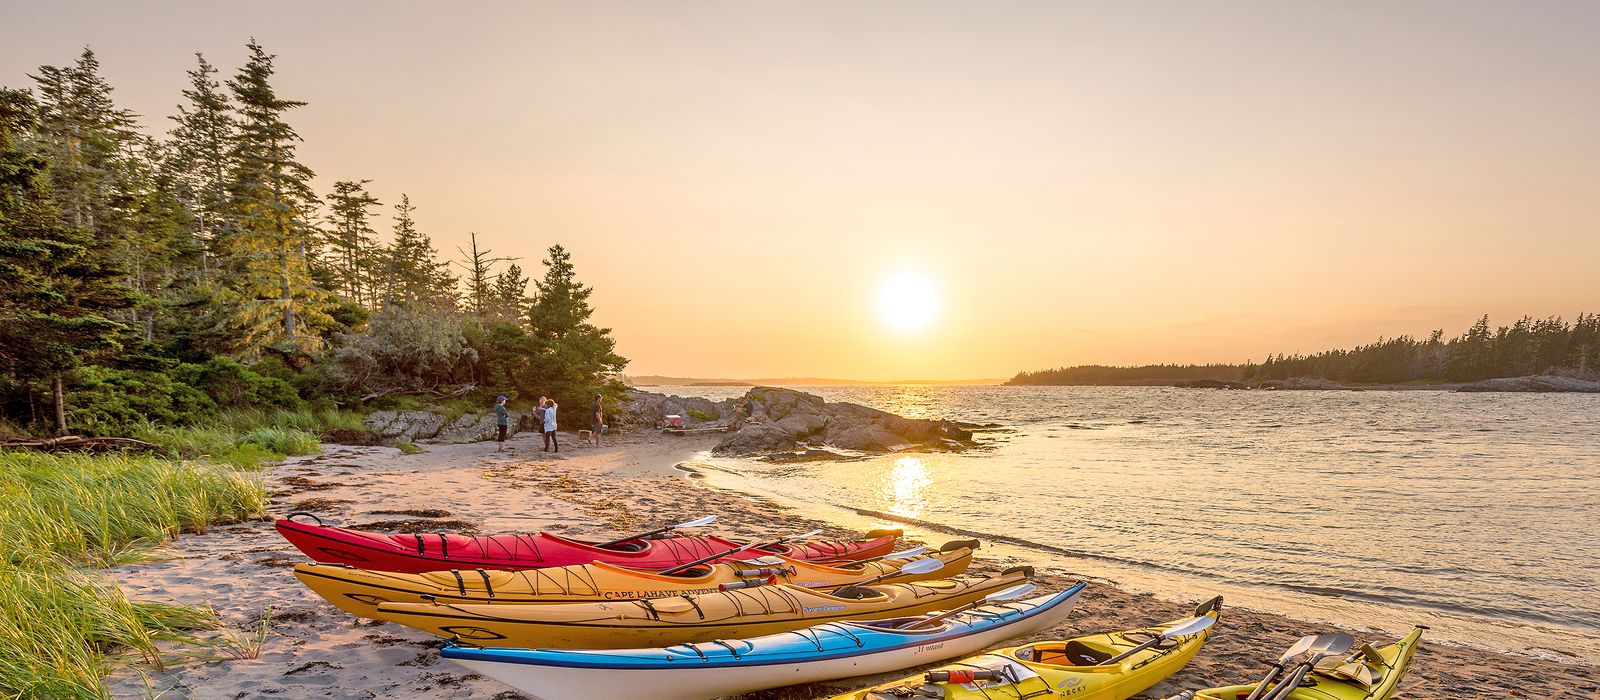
442 582 1086 700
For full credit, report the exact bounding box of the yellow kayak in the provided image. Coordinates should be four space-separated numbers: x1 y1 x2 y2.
1175 627 1424 700
833 596 1222 700
375 567 1035 649
294 542 976 619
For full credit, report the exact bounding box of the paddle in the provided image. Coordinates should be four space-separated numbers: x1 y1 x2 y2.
835 545 927 567
1242 634 1322 700
851 557 944 587
1257 633 1356 700
658 529 824 576
905 582 1038 630
594 515 718 549
1101 614 1217 665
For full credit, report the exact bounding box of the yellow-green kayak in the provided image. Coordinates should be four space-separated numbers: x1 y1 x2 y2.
833 596 1222 700
1174 626 1424 700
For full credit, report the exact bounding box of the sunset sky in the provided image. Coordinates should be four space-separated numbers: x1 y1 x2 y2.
4 1 1597 380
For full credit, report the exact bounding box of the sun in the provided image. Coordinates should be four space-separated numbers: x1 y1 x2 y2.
876 272 940 332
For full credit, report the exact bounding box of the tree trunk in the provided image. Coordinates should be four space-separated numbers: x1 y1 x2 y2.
52 374 67 436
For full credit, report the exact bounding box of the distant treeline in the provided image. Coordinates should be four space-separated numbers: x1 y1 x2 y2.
1008 314 1600 386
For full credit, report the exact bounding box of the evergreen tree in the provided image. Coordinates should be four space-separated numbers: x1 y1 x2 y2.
28 48 140 239
525 244 627 401
163 53 234 266
0 89 135 433
222 40 333 356
323 179 381 306
489 263 532 322
380 193 456 309
455 231 512 317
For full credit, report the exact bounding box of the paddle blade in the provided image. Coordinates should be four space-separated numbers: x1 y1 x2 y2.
1159 614 1216 639
984 582 1037 602
1312 632 1357 655
893 558 944 576
1280 635 1319 662
747 556 785 566
785 529 824 541
674 515 718 529
881 546 928 560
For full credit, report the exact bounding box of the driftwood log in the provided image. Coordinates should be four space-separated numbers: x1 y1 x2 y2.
0 435 158 453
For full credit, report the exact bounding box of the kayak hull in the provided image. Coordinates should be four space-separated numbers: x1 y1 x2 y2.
377 568 1035 648
292 545 975 618
443 585 1086 700
274 518 900 573
834 596 1223 700
1183 627 1424 700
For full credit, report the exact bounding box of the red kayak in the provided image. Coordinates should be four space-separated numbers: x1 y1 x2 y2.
274 517 902 574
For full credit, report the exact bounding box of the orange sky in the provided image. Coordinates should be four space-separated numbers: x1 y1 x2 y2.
4 1 1598 380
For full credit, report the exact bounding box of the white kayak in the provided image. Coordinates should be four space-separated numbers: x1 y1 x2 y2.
441 582 1086 700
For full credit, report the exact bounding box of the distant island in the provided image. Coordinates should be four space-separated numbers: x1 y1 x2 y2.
1009 314 1600 391
627 375 1002 387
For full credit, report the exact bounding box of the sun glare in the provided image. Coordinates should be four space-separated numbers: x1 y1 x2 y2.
877 272 940 332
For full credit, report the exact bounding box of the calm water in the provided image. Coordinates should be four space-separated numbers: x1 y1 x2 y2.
668 385 1600 663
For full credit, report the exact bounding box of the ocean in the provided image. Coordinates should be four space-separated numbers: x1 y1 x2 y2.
661 385 1600 664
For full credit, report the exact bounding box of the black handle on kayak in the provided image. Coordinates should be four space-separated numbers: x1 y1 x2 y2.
285 511 326 525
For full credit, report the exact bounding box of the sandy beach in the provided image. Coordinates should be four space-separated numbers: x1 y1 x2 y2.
108 430 1599 699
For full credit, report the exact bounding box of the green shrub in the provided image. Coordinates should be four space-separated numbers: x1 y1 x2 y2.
68 366 217 430
687 408 721 422
174 357 303 410
395 438 423 454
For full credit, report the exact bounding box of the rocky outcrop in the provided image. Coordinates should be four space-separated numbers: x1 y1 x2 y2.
613 390 736 431
1456 375 1600 393
710 387 976 457
362 409 532 443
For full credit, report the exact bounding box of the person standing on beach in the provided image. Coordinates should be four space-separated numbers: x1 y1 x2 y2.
542 398 559 453
493 395 510 451
589 394 604 447
534 396 548 451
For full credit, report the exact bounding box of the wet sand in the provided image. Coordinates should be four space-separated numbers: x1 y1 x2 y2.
109 431 1599 699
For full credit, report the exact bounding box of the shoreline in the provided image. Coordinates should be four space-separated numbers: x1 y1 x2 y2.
106 431 1596 699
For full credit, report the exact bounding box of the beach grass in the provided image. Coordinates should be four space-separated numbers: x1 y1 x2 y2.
126 407 359 469
0 450 268 697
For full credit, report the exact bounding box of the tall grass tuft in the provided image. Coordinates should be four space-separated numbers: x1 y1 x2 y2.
0 450 267 697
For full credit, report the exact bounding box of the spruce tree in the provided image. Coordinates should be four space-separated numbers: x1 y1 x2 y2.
323 179 381 306
455 231 512 318
381 193 456 309
28 48 140 239
489 263 532 322
163 53 234 265
223 39 333 356
0 89 134 433
526 244 627 401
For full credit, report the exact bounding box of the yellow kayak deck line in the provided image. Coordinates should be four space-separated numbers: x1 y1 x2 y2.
375 568 1034 649
1186 626 1425 700
834 596 1224 700
295 545 975 619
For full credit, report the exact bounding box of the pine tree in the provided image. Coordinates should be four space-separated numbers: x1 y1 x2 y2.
163 53 234 266
323 179 381 306
222 39 333 356
489 263 532 322
0 89 135 433
380 194 456 309
28 49 141 238
455 231 513 318
525 244 627 401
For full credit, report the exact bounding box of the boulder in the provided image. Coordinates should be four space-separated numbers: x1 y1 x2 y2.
614 390 736 430
711 387 978 457
1457 375 1600 393
363 410 448 441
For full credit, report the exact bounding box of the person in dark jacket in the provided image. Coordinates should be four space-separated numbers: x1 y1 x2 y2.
493 395 510 451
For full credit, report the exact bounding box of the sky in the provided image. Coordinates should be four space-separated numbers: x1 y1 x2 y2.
3 1 1598 381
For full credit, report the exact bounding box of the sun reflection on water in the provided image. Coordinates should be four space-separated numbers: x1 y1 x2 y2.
876 456 932 518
